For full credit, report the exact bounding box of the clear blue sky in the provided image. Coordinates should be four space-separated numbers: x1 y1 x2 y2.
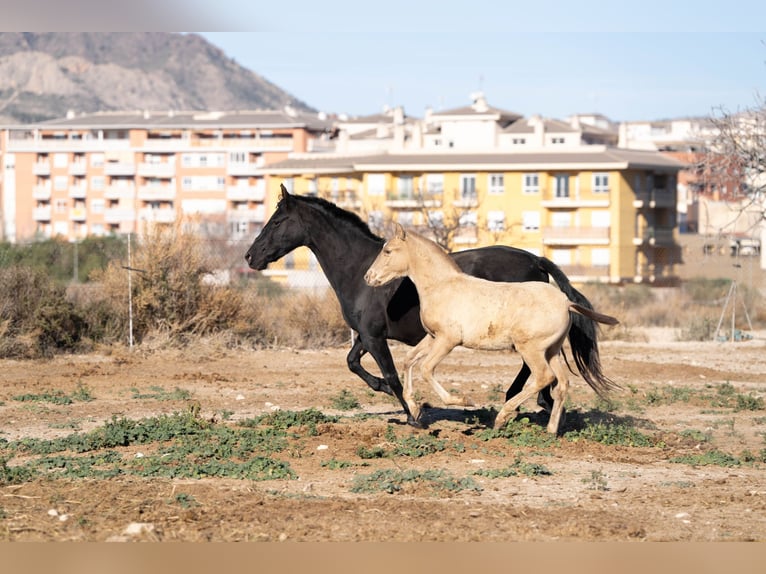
4 0 766 122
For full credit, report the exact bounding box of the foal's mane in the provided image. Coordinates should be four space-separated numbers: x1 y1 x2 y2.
287 194 382 243
407 230 462 273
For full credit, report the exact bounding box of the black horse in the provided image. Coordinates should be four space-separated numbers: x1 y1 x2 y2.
245 185 616 429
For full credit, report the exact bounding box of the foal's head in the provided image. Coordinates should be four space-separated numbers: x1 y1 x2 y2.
364 223 410 287
244 184 307 270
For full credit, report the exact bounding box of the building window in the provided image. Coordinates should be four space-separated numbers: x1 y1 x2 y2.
522 211 540 231
307 179 318 197
91 176 105 190
53 153 68 168
592 211 611 228
591 248 610 267
487 211 505 232
398 175 414 199
90 153 104 168
425 174 443 195
550 249 572 266
512 138 526 145
91 199 105 214
551 137 565 144
522 173 540 194
460 174 477 201
593 173 610 193
488 174 504 195
367 174 385 196
54 199 68 213
554 174 569 198
367 210 384 231
459 211 477 227
397 211 414 227
54 176 68 191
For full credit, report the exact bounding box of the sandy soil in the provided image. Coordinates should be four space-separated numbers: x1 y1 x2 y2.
1 329 765 542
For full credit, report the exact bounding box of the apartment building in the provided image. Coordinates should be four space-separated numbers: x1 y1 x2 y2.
266 147 683 285
0 93 684 284
0 108 333 243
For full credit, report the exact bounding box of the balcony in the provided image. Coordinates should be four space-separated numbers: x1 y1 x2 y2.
70 207 87 221
32 162 51 176
226 161 264 177
104 185 136 200
104 162 136 176
33 185 52 200
541 226 610 245
226 185 266 202
557 264 611 282
333 191 363 210
541 193 610 209
633 226 675 246
227 205 266 224
69 162 87 176
139 207 177 224
385 192 441 209
137 162 176 178
633 189 676 209
104 208 136 223
69 185 87 199
33 206 52 221
138 185 176 201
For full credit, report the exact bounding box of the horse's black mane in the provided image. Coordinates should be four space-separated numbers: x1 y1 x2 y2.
288 194 382 242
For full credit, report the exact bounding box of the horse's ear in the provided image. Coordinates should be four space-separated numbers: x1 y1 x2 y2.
394 222 406 240
280 183 291 203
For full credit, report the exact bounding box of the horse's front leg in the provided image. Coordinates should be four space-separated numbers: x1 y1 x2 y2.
417 336 463 410
402 336 434 424
346 335 393 396
361 335 422 428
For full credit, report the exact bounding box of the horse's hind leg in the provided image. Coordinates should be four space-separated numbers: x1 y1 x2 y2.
346 336 393 396
494 350 556 430
505 361 555 413
546 354 570 435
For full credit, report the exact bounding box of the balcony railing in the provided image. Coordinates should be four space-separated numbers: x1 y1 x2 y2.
104 208 136 223
69 186 87 199
137 162 176 178
138 208 177 223
70 207 87 221
227 205 266 223
226 185 266 202
137 186 176 201
32 162 51 176
33 206 52 221
104 162 136 176
226 161 264 176
104 185 136 200
634 226 675 246
541 226 610 245
33 185 52 200
541 191 610 208
633 189 676 209
385 191 442 209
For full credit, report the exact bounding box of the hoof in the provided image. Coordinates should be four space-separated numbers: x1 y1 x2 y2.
406 415 428 430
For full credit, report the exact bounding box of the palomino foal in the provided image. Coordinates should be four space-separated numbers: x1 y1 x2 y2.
364 224 619 434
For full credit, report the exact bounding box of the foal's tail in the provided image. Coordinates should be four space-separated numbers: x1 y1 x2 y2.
537 257 621 398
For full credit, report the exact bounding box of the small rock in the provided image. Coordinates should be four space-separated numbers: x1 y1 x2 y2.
124 522 155 536
236 394 245 401
278 532 288 542
47 509 59 517
316 444 328 451
675 512 690 519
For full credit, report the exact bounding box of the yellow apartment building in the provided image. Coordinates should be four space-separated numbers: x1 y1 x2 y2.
265 147 683 285
0 109 333 242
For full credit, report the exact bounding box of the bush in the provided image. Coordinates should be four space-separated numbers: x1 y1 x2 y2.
0 266 85 357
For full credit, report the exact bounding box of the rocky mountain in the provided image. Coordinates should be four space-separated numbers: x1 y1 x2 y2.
0 32 314 124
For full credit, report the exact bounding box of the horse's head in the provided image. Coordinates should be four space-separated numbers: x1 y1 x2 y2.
245 184 307 270
364 223 410 287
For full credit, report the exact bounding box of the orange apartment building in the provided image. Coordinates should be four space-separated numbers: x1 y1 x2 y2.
0 109 333 243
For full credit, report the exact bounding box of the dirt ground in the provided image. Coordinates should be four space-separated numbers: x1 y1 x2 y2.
1 328 766 542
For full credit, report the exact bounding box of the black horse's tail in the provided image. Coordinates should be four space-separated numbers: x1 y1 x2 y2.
537 257 620 398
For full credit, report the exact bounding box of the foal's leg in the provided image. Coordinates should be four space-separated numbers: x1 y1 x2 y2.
402 336 434 423
346 336 393 396
546 353 570 435
494 349 557 430
416 335 461 413
505 362 557 414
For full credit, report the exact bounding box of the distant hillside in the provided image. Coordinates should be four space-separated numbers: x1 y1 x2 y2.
0 32 314 124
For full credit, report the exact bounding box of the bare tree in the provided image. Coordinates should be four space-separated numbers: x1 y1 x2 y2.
413 187 481 252
696 98 766 233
